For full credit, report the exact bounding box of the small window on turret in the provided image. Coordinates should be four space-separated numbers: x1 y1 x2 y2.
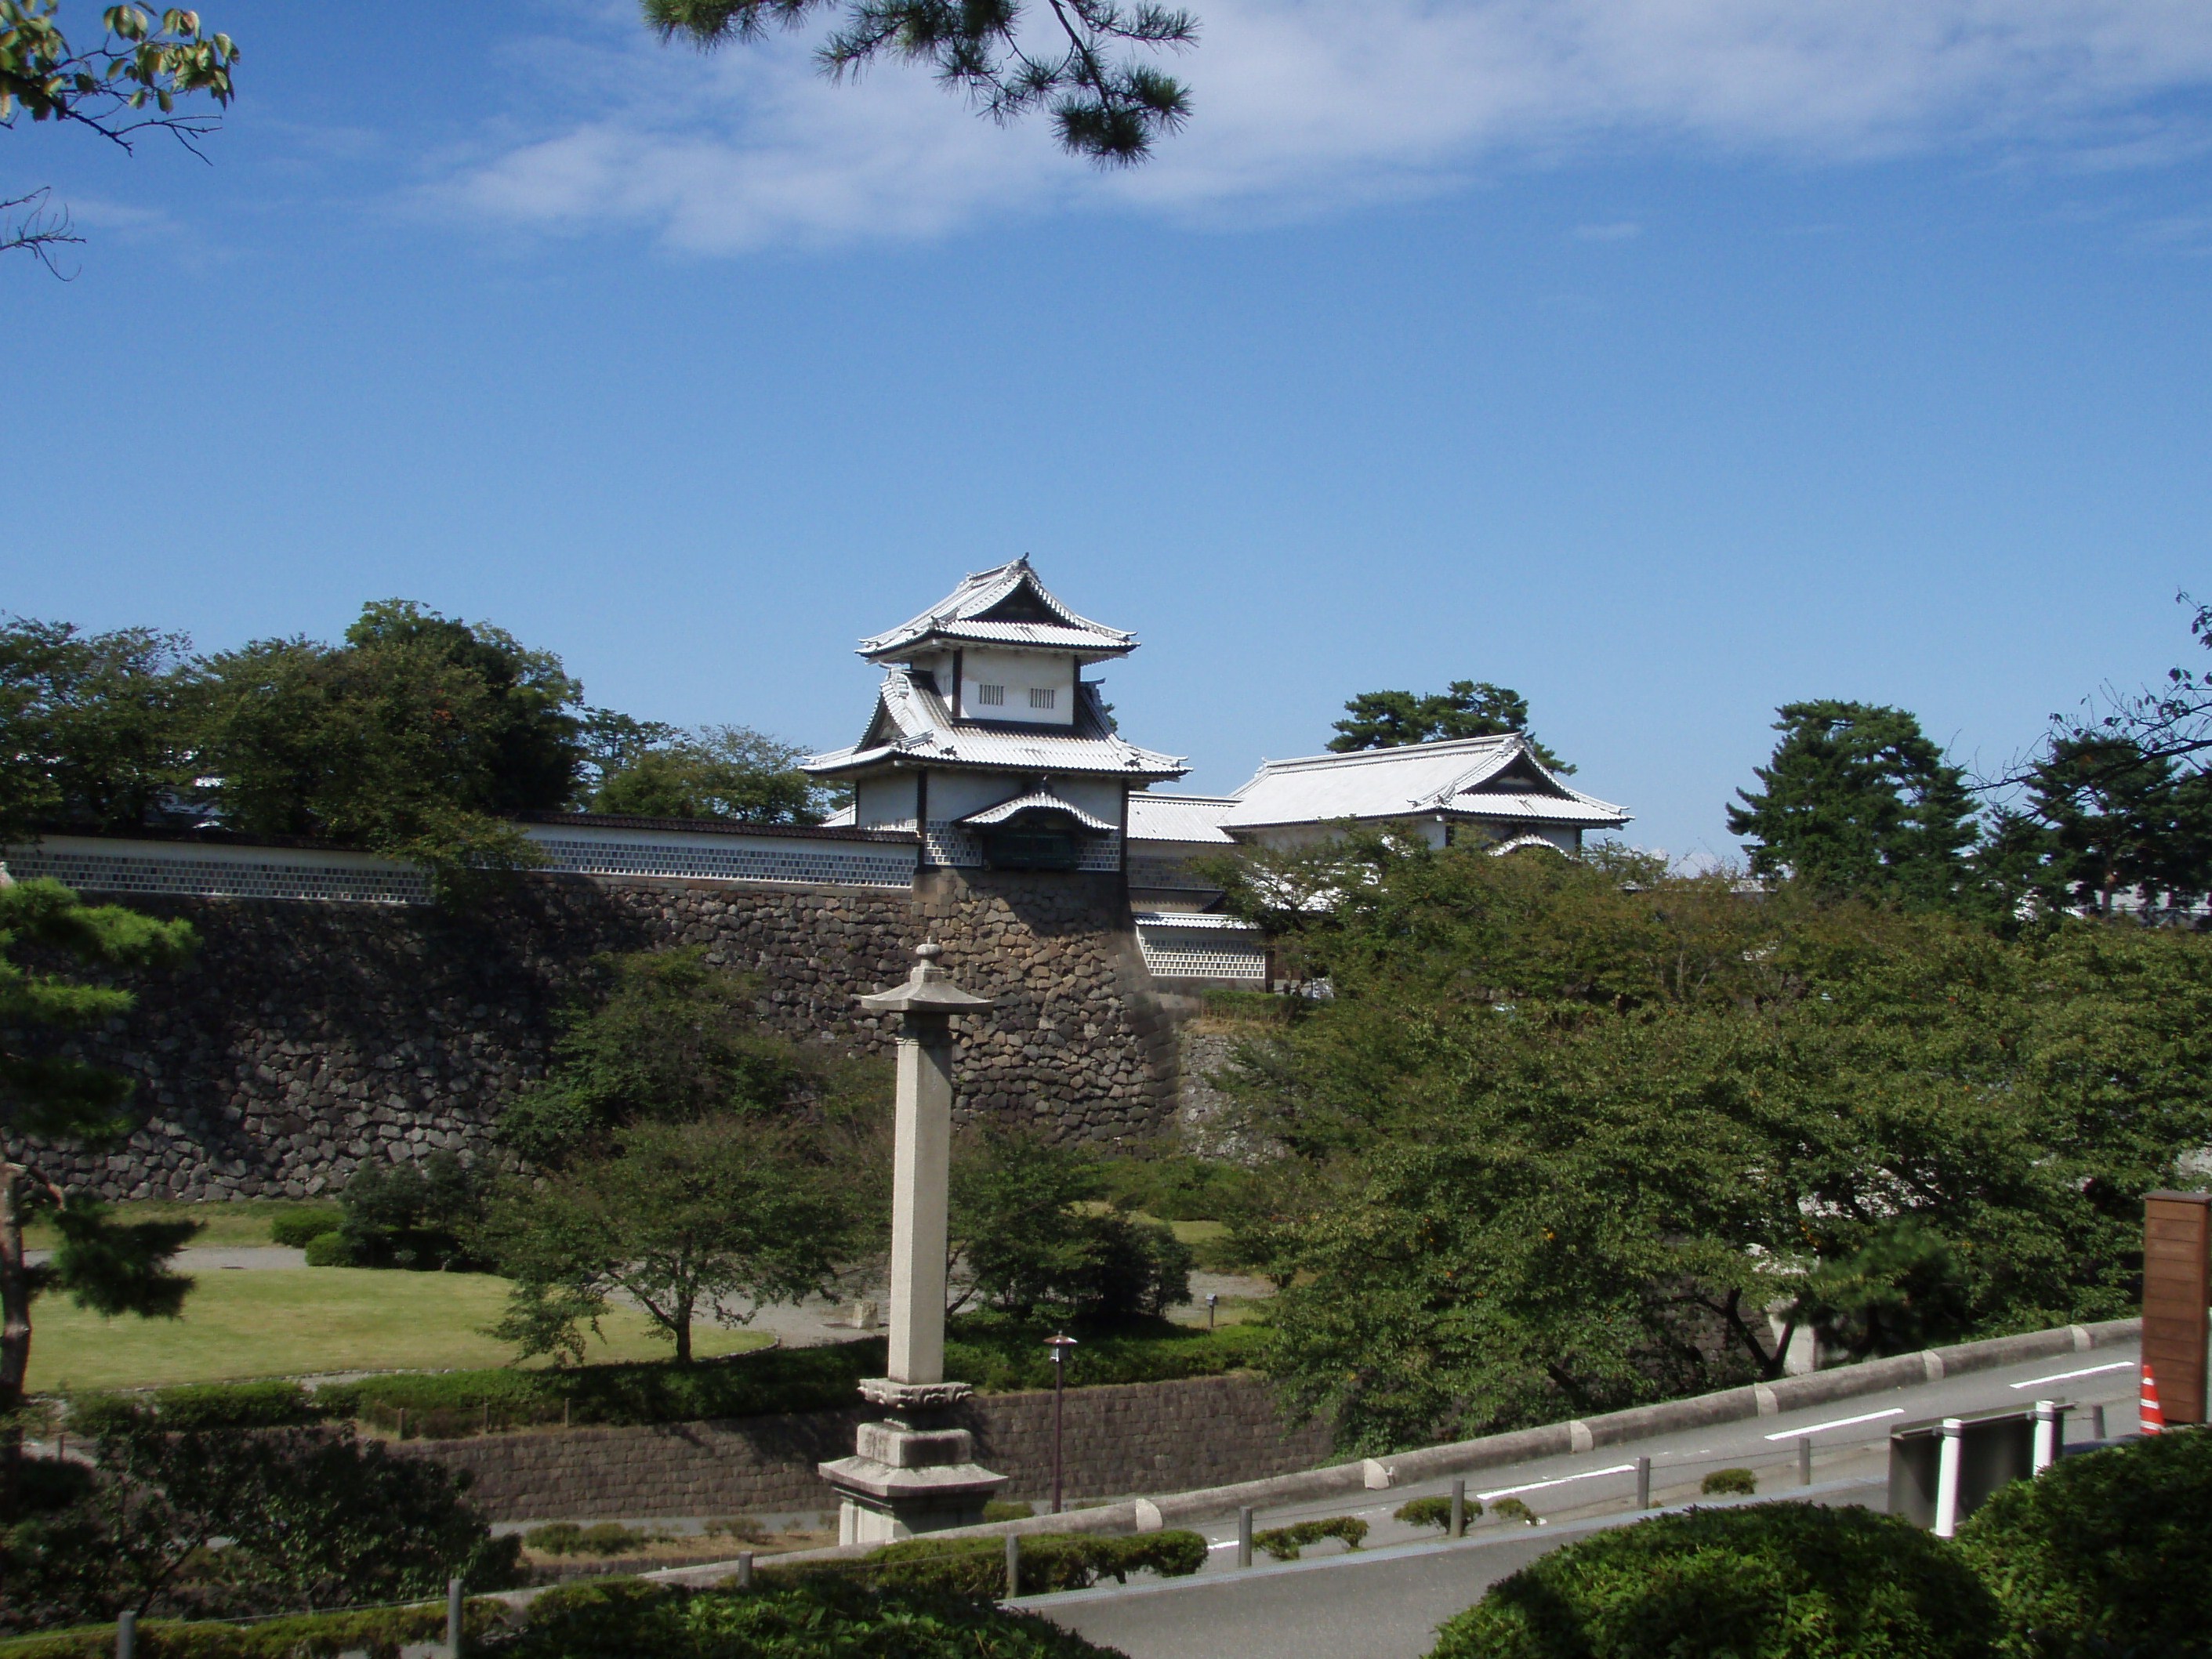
977 684 1005 706
1029 687 1056 709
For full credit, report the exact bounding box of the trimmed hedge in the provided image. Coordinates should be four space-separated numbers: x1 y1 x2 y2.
0 1600 507 1659
803 1530 1209 1597
1396 1494 1481 1530
60 1318 1267 1440
502 1577 1119 1659
1702 1467 1758 1496
1956 1427 2212 1658
268 1208 343 1248
1429 1505 1998 1659
1255 1516 1366 1559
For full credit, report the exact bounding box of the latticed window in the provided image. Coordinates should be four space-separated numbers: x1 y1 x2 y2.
1029 687 1057 709
976 683 1005 706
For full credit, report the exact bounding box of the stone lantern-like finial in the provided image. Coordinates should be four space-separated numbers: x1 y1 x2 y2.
819 942 1008 1544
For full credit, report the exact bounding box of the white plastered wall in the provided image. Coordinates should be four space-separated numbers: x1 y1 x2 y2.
958 649 1078 726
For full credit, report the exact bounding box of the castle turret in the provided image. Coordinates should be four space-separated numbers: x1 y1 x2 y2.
807 559 1186 872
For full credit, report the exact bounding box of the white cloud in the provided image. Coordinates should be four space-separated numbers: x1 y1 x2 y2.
439 0 2212 252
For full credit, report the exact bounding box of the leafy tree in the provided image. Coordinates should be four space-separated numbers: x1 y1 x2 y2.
948 1130 1191 1323
325 1151 490 1271
1329 680 1571 773
1728 700 1983 910
0 877 197 1492
589 723 831 824
0 1411 517 1627
198 600 585 898
644 0 1197 165
479 1116 854 1364
1209 837 2212 1452
496 949 813 1165
2 2 240 270
0 618 202 838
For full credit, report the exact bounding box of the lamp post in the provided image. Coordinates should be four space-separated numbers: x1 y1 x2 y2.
1046 1333 1079 1513
1206 1292 1218 1331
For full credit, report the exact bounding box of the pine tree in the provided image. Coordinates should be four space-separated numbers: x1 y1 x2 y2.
0 876 198 1500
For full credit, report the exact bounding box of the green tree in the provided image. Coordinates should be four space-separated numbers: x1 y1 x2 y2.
1209 837 2212 1452
0 618 202 838
0 878 197 1489
589 723 830 824
2 2 240 270
1329 681 1571 773
948 1130 1191 1323
2006 734 2212 918
198 601 585 898
480 1117 853 1364
0 1411 517 1626
644 0 1196 165
327 1151 489 1272
495 949 812 1165
1728 700 1983 910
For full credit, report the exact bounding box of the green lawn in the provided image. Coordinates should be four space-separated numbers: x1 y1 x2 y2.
22 1199 331 1251
28 1268 773 1393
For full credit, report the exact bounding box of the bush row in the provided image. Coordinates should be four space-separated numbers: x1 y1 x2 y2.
802 1530 1208 1597
0 1579 1122 1659
1431 1429 2212 1659
60 1320 1267 1436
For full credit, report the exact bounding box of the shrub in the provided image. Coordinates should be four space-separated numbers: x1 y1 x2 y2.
1096 1155 1261 1223
1254 1516 1368 1559
705 1515 771 1542
269 1208 344 1248
66 1383 324 1435
1489 1498 1537 1526
811 1530 1208 1597
1397 1494 1481 1530
983 1500 1036 1523
0 1599 510 1659
499 1577 1119 1658
302 1230 354 1267
335 1152 491 1272
1428 1504 1999 1659
1703 1467 1758 1496
1955 1426 2212 1657
523 1522 659 1557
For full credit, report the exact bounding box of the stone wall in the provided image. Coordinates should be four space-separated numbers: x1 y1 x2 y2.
27 868 1184 1201
396 1375 1333 1523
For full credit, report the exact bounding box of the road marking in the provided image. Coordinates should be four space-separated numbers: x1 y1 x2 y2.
2008 1360 2134 1389
1478 1462 1639 1501
1763 1407 1903 1441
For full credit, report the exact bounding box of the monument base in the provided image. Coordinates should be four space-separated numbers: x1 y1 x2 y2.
819 1378 1008 1545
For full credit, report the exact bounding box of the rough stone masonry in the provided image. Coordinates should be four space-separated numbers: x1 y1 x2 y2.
28 868 1185 1201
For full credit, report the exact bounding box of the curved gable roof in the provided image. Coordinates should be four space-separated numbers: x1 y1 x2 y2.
859 557 1137 662
1221 735 1629 831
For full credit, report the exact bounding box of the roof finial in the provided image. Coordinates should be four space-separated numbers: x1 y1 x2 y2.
916 940 941 963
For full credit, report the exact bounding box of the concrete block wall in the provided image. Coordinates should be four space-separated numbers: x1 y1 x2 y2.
399 1375 1333 1523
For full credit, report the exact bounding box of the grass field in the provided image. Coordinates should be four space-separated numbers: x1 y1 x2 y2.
27 1269 774 1393
20 1199 331 1251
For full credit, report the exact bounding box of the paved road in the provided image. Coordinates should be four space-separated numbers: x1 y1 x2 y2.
1028 1340 2143 1659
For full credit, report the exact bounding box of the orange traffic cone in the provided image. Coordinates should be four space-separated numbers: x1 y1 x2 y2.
2141 1362 2167 1436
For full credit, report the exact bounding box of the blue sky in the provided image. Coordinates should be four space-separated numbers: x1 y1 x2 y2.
9 0 2212 861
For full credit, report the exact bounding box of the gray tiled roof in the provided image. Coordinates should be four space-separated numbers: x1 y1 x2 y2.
959 788 1119 833
1222 735 1629 831
858 557 1137 661
805 671 1187 781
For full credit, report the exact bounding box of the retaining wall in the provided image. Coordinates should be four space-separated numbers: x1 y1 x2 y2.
22 865 1184 1201
398 1374 1331 1523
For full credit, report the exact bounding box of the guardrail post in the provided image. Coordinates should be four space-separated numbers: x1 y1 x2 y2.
1634 1456 1651 1510
1450 1478 1467 1538
1797 1436 1812 1488
737 1551 755 1589
1237 1506 1254 1569
1934 1419 1964 1538
115 1610 135 1659
1005 1533 1021 1598
2091 1403 2106 1442
448 1576 464 1659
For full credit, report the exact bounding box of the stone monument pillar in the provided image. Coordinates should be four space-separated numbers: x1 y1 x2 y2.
820 943 1009 1544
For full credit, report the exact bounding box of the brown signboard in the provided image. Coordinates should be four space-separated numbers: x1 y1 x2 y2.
2143 1190 2212 1426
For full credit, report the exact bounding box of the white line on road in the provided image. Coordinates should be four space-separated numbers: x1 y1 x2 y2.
2008 1360 2134 1389
1764 1407 1902 1441
1478 1462 1639 1502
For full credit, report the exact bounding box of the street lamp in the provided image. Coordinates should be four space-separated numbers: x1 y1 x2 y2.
1046 1333 1079 1513
1206 1292 1219 1331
